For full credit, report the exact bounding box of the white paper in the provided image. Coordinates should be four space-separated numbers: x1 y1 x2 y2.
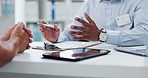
54 41 101 49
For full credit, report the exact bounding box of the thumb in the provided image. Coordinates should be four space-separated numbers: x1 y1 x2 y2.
54 24 60 31
14 22 24 31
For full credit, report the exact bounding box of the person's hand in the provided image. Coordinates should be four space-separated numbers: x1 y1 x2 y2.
0 24 17 41
10 22 33 53
0 23 33 43
38 20 60 42
69 13 101 41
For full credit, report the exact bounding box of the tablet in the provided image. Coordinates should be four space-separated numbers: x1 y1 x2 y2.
114 47 147 56
42 48 110 61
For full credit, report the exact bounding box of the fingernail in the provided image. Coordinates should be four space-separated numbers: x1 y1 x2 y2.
71 26 74 28
55 27 58 31
43 20 47 23
68 31 70 33
68 31 71 34
20 22 23 25
75 17 79 20
37 22 40 25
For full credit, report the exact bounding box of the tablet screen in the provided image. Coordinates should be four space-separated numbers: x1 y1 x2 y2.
43 48 110 61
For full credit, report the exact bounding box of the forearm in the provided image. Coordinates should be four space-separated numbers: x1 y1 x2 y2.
0 39 19 67
106 27 147 47
106 1 148 46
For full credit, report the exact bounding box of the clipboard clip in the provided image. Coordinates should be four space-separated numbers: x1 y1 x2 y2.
44 42 61 51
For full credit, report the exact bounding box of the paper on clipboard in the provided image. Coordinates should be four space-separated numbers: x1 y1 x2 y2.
31 41 102 51
54 41 102 49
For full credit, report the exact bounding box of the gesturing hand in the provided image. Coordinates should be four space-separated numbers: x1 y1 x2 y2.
38 20 60 42
69 13 101 41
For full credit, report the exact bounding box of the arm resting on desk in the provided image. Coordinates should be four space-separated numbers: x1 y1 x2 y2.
0 39 18 67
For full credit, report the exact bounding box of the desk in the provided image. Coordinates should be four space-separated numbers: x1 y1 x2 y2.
0 42 148 78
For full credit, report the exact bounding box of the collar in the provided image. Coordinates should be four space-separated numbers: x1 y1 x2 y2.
100 0 124 3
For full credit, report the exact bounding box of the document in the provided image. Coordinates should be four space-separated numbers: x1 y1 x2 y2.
31 41 102 51
54 41 101 49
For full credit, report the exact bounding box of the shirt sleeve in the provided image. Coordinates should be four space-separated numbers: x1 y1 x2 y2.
106 0 148 46
57 1 89 42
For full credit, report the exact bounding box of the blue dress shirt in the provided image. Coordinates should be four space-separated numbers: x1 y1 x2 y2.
58 0 148 46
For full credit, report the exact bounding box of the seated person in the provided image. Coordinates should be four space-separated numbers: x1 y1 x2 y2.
0 22 33 67
38 0 148 47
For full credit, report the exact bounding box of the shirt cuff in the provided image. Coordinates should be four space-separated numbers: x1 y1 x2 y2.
106 30 120 45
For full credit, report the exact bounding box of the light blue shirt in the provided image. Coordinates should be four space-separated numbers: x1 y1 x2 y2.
58 0 148 46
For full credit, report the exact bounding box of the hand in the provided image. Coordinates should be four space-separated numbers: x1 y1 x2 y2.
0 24 17 41
38 20 60 42
0 23 33 42
69 13 101 41
10 22 33 53
21 24 33 50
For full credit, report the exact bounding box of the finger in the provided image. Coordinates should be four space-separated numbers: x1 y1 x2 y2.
75 17 89 27
21 22 26 27
23 40 30 49
23 27 33 38
71 25 85 31
29 39 33 43
19 22 25 29
19 38 29 52
23 31 30 39
42 32 46 37
22 29 30 38
11 23 18 30
38 23 46 30
26 45 31 49
69 31 84 35
24 27 32 34
84 13 95 24
42 20 48 24
9 22 24 39
20 22 25 28
29 33 33 38
5 23 18 36
14 22 24 31
39 28 44 32
54 24 60 31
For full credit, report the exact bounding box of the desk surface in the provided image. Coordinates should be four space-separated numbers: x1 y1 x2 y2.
0 42 148 78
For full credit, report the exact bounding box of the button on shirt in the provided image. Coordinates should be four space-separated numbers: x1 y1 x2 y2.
58 0 148 46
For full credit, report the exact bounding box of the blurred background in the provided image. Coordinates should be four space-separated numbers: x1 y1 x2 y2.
0 0 85 41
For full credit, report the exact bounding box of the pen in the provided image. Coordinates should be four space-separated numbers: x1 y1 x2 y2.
42 24 54 28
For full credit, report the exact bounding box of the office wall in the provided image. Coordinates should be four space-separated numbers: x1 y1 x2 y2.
0 0 15 37
0 0 83 40
26 0 83 26
0 16 15 37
